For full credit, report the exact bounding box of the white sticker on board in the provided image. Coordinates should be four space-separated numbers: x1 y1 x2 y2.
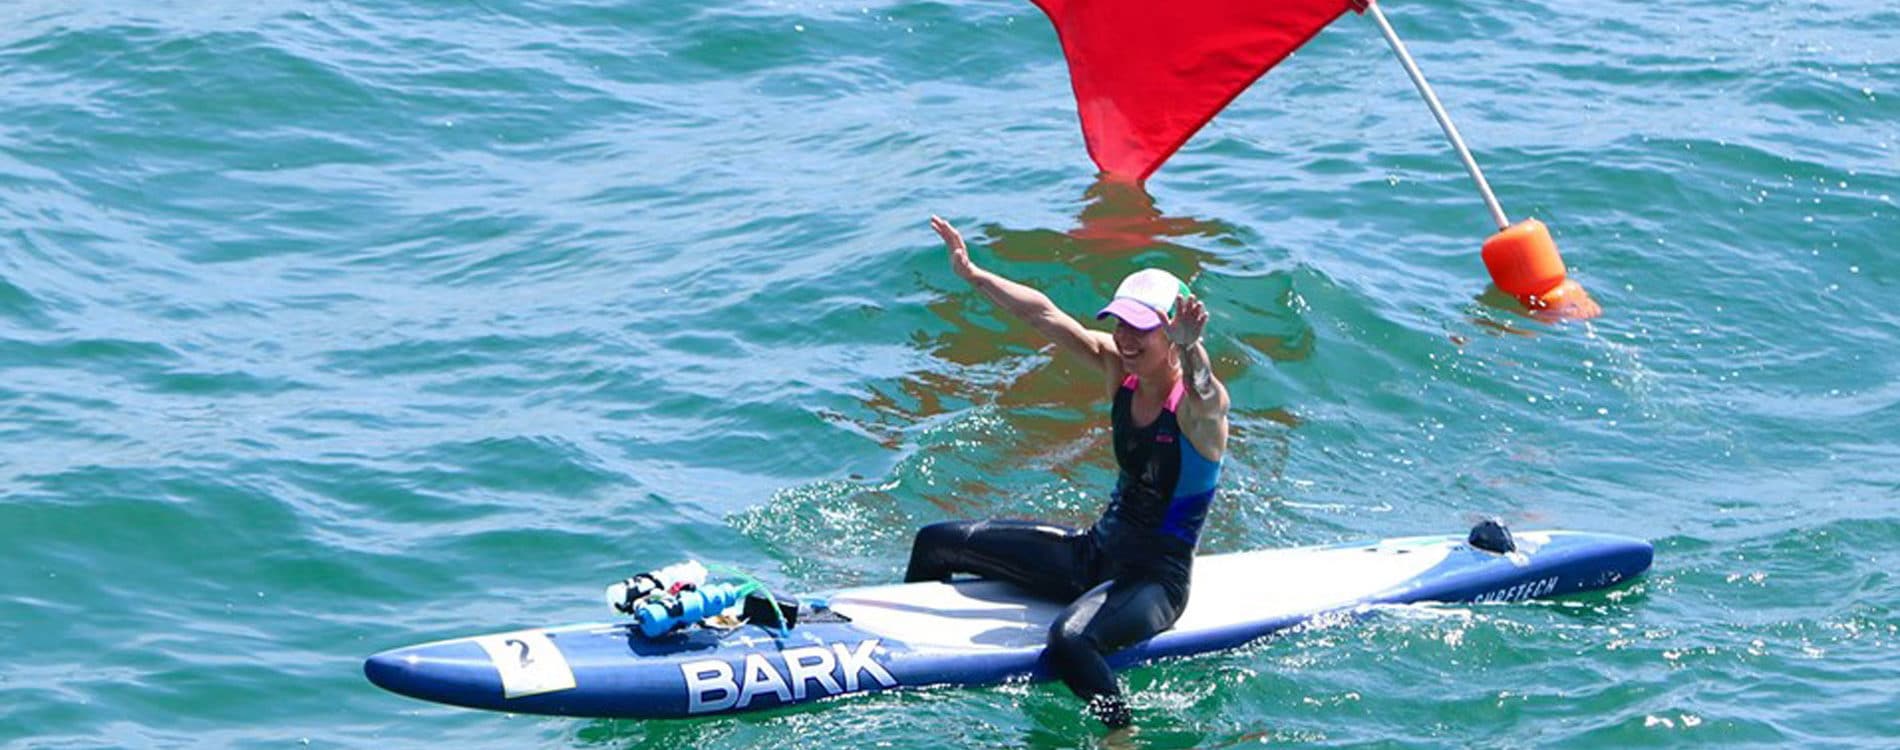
474 630 577 699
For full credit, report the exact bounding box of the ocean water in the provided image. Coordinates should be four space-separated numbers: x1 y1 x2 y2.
1 0 1895 747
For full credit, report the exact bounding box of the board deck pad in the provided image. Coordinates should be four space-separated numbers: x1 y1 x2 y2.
365 530 1651 718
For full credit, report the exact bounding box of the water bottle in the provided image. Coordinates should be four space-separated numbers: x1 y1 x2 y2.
605 560 709 614
635 582 748 638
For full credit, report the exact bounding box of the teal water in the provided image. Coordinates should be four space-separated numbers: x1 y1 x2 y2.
2 0 1895 746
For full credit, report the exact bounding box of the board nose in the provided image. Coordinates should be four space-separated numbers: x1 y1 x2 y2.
363 643 501 706
363 648 421 697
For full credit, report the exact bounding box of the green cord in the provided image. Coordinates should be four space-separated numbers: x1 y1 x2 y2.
706 564 790 637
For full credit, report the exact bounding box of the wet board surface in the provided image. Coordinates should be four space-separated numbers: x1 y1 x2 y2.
364 530 1652 718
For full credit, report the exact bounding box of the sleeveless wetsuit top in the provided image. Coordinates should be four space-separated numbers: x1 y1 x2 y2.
1092 374 1223 564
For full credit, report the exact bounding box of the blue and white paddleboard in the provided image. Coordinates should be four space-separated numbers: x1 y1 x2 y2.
364 529 1650 718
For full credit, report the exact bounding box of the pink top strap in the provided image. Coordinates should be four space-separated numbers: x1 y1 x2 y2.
1121 375 1188 413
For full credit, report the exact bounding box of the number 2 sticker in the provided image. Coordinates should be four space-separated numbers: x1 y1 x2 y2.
474 630 576 698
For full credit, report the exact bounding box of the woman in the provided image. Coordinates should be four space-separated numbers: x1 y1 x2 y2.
906 216 1231 729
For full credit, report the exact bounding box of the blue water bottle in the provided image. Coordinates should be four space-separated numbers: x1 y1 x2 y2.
635 582 748 638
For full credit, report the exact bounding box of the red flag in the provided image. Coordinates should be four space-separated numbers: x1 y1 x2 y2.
1032 0 1361 181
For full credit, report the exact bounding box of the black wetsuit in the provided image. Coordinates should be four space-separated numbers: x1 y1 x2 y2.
904 375 1221 727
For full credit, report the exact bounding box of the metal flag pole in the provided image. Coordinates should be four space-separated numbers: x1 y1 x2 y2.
1363 0 1511 231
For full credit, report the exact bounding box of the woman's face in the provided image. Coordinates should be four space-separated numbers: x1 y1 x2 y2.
1111 320 1173 375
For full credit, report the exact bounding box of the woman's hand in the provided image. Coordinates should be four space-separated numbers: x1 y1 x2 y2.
1166 294 1208 349
931 215 978 281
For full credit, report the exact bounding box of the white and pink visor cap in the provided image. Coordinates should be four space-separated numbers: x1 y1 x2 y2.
1096 268 1189 331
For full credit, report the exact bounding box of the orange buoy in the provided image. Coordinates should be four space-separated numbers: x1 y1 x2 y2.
1480 219 1600 318
1481 218 1565 299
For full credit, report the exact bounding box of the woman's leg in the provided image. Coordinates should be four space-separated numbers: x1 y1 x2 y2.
1044 577 1186 728
903 519 1091 600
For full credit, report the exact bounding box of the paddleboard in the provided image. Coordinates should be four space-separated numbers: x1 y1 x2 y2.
364 528 1650 718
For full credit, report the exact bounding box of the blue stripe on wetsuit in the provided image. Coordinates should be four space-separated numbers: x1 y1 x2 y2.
1159 429 1221 545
